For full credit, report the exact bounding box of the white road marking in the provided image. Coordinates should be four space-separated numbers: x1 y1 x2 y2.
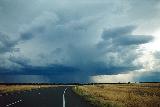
63 88 67 107
5 99 22 107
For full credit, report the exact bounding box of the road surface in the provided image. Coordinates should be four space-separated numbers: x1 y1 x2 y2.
0 86 94 107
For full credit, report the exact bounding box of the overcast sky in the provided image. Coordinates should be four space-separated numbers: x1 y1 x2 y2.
0 0 160 83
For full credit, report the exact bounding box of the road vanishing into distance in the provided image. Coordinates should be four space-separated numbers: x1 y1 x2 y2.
0 86 93 107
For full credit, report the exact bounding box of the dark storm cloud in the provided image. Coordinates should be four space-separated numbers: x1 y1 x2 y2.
0 21 154 83
0 31 34 71
0 32 18 53
20 32 34 41
101 26 153 46
0 31 34 54
0 64 79 75
26 25 152 76
135 71 160 82
1 25 153 77
89 26 153 74
9 56 30 66
0 0 159 83
117 35 153 45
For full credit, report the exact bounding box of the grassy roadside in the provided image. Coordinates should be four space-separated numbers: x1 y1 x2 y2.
73 83 160 107
0 85 54 93
73 85 122 107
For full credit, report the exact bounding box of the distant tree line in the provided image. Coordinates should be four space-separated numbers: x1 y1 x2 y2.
0 82 159 85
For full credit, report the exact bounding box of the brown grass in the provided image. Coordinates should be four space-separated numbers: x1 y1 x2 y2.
73 83 160 107
0 85 54 93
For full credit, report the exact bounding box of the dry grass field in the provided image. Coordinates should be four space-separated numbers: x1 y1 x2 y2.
0 85 53 93
73 83 160 107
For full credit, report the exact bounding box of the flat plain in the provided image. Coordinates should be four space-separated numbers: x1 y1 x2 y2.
73 83 160 107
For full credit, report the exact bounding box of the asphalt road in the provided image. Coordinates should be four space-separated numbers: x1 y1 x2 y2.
0 86 94 107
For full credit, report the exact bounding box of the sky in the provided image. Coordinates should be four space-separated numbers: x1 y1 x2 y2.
0 0 160 83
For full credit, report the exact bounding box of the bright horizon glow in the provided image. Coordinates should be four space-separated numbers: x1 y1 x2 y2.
136 29 160 71
142 29 160 52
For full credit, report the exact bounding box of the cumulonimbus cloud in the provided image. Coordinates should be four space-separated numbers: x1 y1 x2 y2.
0 0 159 83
